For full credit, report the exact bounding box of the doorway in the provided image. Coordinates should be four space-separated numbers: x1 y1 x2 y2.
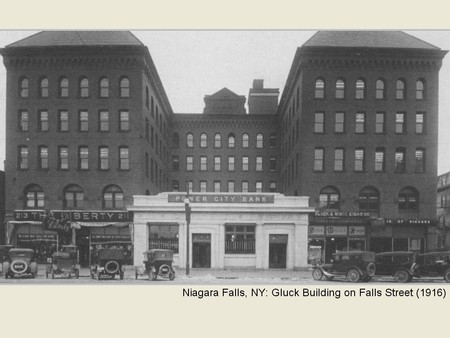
192 233 211 268
269 234 288 268
75 227 90 267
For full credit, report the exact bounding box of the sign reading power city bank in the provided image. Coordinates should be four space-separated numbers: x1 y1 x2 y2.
168 194 275 204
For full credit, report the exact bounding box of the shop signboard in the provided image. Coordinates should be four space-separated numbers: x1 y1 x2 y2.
348 226 366 236
14 210 46 222
308 225 325 236
325 226 348 236
168 193 274 204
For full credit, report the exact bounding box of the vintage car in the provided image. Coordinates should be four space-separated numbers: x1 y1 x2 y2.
46 245 80 279
90 248 126 280
375 251 417 283
2 248 38 279
0 245 13 275
312 251 376 282
413 251 450 282
135 249 175 281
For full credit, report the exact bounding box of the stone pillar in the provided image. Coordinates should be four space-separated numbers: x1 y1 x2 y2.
255 222 265 269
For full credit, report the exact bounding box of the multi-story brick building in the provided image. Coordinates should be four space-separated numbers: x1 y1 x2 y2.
437 171 450 249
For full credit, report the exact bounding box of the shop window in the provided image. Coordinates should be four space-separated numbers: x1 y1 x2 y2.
149 224 179 253
19 77 29 98
319 186 340 210
63 184 84 209
24 184 44 208
398 187 419 211
103 185 124 209
225 225 255 254
358 186 380 212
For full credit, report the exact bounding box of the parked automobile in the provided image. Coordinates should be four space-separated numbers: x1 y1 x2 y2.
135 249 175 281
2 248 38 279
90 248 126 280
375 251 417 282
413 251 450 282
46 245 80 279
312 251 376 282
0 245 13 275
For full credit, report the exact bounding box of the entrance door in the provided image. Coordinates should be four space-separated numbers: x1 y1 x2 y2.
269 234 288 269
75 227 90 267
192 234 211 268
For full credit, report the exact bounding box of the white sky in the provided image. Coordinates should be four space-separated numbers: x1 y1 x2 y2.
1 30 450 174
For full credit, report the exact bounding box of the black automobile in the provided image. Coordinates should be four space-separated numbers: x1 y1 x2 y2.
375 251 417 282
2 248 38 279
90 248 126 280
135 249 175 281
312 251 376 282
413 251 450 282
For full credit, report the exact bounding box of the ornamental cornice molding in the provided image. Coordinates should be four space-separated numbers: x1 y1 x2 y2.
171 117 279 129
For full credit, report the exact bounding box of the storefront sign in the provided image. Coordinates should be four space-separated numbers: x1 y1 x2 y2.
168 193 274 203
14 210 46 222
385 219 436 226
326 226 348 236
348 226 366 236
17 234 57 241
315 211 370 217
309 226 325 236
91 235 132 243
50 211 133 222
269 234 288 243
309 216 370 226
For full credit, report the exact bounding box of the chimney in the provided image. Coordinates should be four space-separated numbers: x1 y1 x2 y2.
248 79 279 115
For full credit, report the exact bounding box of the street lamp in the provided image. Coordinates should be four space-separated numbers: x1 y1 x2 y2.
183 195 191 276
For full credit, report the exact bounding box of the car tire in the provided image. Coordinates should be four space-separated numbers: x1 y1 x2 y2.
169 271 175 281
105 261 119 274
366 262 376 277
394 269 411 283
444 269 450 283
347 268 361 282
312 268 323 281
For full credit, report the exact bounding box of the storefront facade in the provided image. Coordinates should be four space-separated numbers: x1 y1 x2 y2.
129 192 313 270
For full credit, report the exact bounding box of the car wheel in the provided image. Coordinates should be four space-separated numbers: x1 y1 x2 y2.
394 269 411 283
169 271 175 281
444 269 450 283
312 268 323 281
347 268 361 282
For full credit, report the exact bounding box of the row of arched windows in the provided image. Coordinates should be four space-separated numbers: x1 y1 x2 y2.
24 184 124 209
19 76 130 98
315 78 426 100
172 132 277 149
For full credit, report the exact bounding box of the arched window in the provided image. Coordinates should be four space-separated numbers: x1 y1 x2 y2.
186 133 194 148
19 77 29 98
355 79 366 99
315 78 325 99
120 77 130 98
103 185 124 209
214 133 222 148
63 184 84 209
59 77 69 97
256 133 263 148
398 187 419 211
376 79 386 99
200 133 207 148
416 79 426 100
335 79 345 99
228 133 235 148
358 186 380 212
39 77 48 98
242 133 249 148
24 184 44 208
319 186 340 210
172 132 180 148
79 77 89 97
396 79 406 100
99 77 109 97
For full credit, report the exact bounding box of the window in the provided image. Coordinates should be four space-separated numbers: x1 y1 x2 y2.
25 184 44 208
359 187 380 212
79 110 89 131
77 146 89 170
214 133 222 148
376 79 386 99
59 110 69 131
119 111 129 131
416 79 425 100
120 77 130 98
335 112 345 133
314 148 324 171
214 156 221 171
395 113 406 134
334 148 344 172
255 181 263 193
241 181 249 193
355 79 366 99
200 156 207 171
39 77 49 98
200 133 207 148
63 185 84 209
149 224 179 253
186 133 194 148
228 134 235 148
354 148 365 172
99 77 109 97
38 110 49 131
256 156 263 171
315 78 325 99
355 112 365 133
172 156 179 171
375 112 385 134
19 110 29 131
314 112 324 133
225 225 255 254
242 133 249 148
269 182 277 192
172 132 180 148
200 181 207 193
186 156 193 171
270 133 277 147
415 148 425 172
119 146 129 170
172 180 179 192
103 185 123 209
19 77 29 98
375 148 385 172
398 187 418 211
18 146 28 170
38 146 48 169
59 77 69 97
319 186 340 210
79 77 89 97
186 181 193 193
99 146 109 170
416 113 425 134
242 156 249 171
269 157 277 171
335 79 345 99
99 110 109 131
395 148 406 173
227 181 235 193
214 181 221 193
228 156 235 171
256 133 263 148
58 146 69 170
396 79 406 100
